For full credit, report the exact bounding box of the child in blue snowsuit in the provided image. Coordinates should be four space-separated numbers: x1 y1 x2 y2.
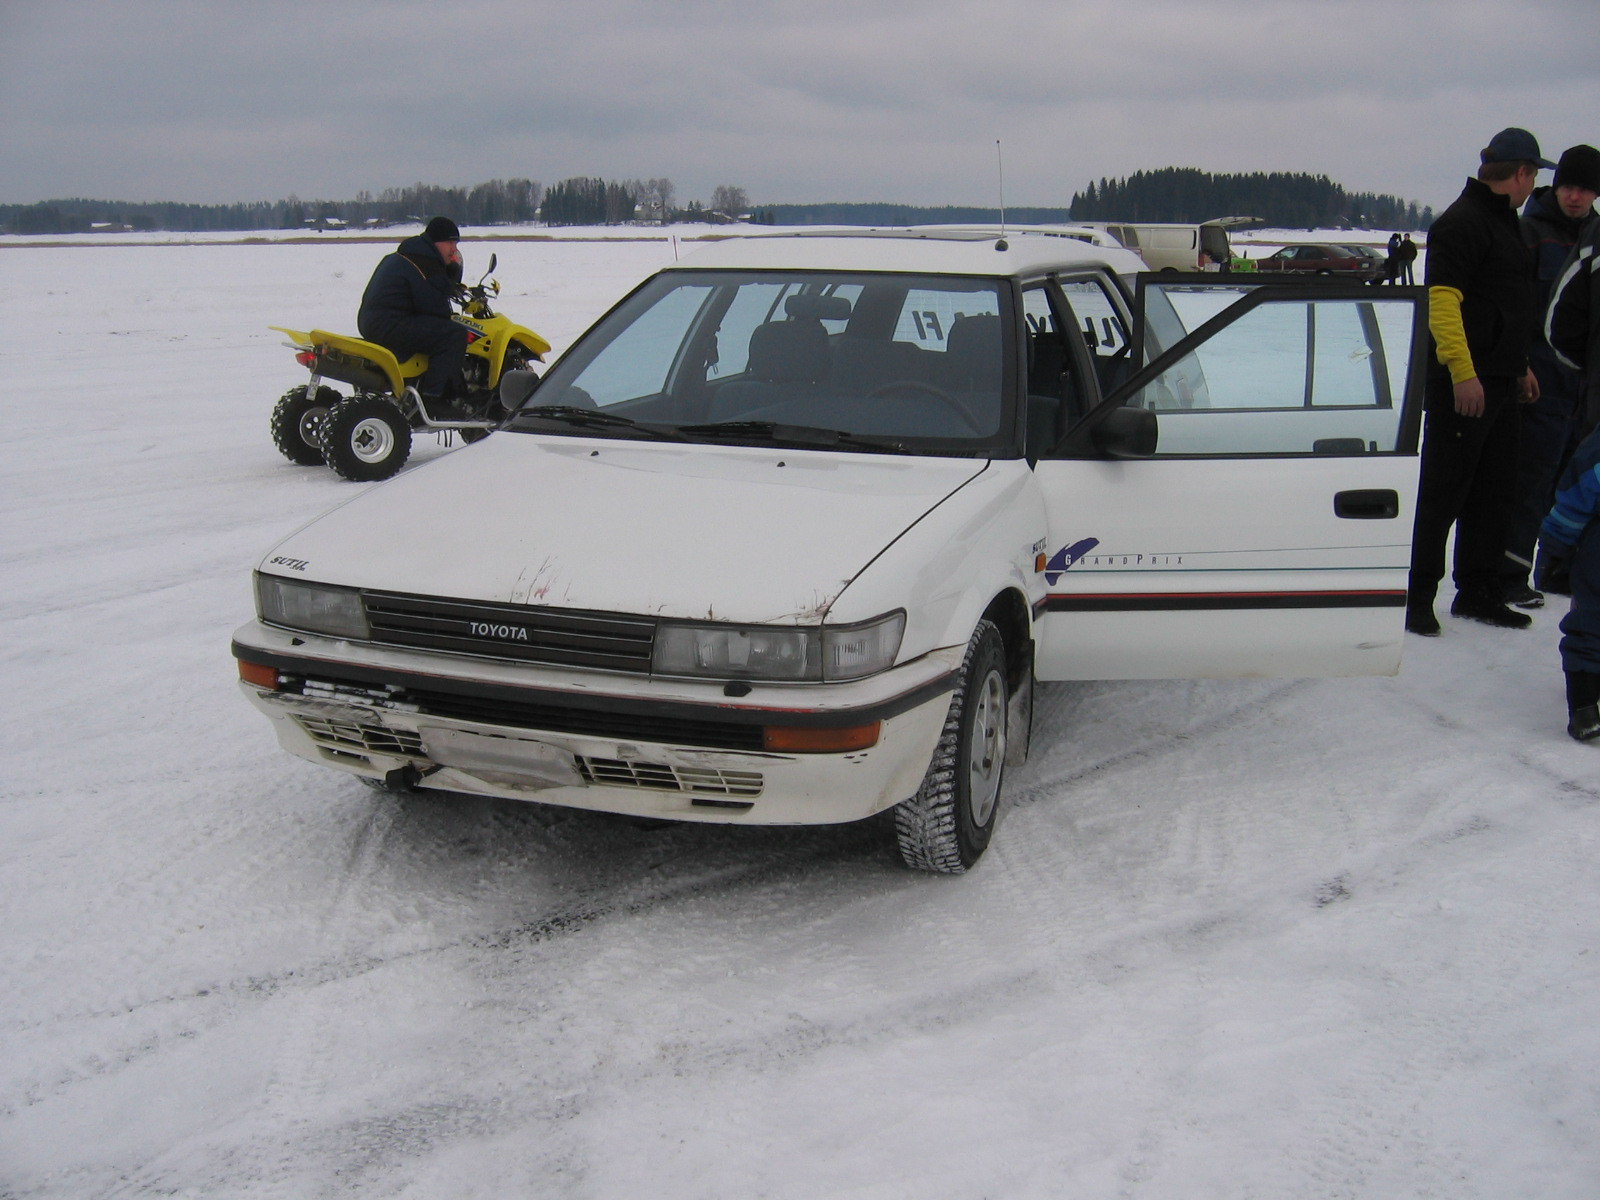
1540 424 1600 741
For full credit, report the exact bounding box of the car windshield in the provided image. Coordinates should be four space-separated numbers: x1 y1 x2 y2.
507 270 1013 456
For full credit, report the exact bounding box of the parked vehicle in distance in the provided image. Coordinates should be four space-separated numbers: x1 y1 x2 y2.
1255 243 1384 282
1098 218 1259 272
233 228 1428 874
1340 244 1395 283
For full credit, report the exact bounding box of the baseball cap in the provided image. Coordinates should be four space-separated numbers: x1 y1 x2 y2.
1480 128 1557 169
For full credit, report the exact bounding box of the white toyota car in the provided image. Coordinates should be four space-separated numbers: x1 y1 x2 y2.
234 228 1426 873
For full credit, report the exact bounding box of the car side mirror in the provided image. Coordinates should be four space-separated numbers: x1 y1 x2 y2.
1091 406 1158 459
499 368 541 412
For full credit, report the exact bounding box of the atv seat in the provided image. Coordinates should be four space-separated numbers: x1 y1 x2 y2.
308 329 427 398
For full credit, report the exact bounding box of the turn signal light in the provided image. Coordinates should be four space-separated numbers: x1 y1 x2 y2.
237 660 279 690
763 722 881 753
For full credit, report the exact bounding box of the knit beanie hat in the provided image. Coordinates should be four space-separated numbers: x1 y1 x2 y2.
1553 145 1600 194
423 216 461 243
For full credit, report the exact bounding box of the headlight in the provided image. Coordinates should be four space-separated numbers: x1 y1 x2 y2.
256 574 370 640
653 611 904 683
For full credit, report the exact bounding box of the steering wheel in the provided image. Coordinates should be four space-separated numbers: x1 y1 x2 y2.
866 380 985 435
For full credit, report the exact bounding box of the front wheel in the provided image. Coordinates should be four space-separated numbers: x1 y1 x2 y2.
270 384 339 465
321 396 412 481
894 620 1008 873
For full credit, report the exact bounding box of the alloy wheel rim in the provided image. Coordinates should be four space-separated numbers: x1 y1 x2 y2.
967 668 1006 826
350 417 396 463
299 407 328 448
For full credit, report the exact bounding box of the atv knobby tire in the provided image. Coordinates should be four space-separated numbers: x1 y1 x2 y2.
894 620 1008 873
321 395 412 482
270 384 340 466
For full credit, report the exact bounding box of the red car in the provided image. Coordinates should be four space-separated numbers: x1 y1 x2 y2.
1255 243 1383 282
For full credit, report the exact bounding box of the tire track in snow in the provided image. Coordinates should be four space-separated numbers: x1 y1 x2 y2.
987 665 1597 1195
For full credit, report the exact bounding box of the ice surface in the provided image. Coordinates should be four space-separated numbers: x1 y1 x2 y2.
0 227 1594 1199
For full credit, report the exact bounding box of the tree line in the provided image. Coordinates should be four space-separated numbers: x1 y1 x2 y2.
0 177 753 235
1069 168 1433 231
1 168 1435 235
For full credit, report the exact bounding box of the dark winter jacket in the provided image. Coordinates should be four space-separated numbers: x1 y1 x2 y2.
1425 177 1538 385
1521 187 1593 410
1541 422 1600 671
1547 216 1600 429
357 235 464 342
1542 424 1600 553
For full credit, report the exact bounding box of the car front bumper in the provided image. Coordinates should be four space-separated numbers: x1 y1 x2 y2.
232 621 961 825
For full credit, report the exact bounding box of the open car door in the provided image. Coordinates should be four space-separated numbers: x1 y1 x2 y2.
1033 275 1427 680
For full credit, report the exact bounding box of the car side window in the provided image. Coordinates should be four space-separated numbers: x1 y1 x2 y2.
1021 285 1094 457
1056 276 1130 393
1119 284 1418 456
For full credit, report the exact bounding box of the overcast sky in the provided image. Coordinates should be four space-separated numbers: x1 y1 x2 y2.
2 0 1596 215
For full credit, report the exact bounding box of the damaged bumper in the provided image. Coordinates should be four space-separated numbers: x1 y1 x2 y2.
232 621 960 825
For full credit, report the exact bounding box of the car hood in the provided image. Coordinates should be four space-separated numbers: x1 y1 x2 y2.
263 434 988 624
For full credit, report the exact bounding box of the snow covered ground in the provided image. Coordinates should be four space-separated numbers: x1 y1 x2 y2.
1 228 1595 1199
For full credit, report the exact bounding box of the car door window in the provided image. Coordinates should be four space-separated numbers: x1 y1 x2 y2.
1021 286 1088 456
1084 279 1421 457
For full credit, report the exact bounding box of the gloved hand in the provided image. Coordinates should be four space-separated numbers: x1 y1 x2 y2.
1539 551 1572 596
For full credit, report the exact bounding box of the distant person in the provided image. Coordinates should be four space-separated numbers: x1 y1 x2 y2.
1499 144 1599 608
1385 232 1403 284
1398 234 1418 285
1538 420 1600 741
358 216 468 415
1406 127 1553 636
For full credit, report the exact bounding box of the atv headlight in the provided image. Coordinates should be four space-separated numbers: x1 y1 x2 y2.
256 574 370 640
653 612 904 683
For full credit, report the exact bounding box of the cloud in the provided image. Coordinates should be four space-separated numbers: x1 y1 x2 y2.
2 0 1596 210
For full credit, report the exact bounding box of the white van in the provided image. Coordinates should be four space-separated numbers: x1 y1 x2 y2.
1100 217 1258 271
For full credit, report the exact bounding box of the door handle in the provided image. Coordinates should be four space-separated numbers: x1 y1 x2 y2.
1334 489 1399 519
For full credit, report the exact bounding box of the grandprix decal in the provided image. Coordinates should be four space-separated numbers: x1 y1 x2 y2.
1042 538 1099 585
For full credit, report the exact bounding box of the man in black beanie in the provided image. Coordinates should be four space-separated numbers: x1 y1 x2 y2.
1499 145 1600 606
358 216 469 412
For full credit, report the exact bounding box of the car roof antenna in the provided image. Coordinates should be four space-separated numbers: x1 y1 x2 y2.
994 139 1009 251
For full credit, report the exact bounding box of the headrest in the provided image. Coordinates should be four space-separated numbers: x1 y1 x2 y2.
747 320 829 383
945 313 1002 386
784 294 853 321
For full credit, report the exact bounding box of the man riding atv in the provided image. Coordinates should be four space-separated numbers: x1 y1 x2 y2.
358 216 470 418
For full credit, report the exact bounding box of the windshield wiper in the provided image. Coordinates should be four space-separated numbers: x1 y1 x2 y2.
514 405 684 440
676 420 909 454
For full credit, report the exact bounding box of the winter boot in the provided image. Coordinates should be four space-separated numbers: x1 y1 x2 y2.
1567 670 1600 743
1405 589 1441 637
1451 590 1532 630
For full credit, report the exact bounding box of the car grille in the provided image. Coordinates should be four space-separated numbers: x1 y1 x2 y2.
292 715 763 800
363 591 657 673
282 672 767 753
576 756 764 798
296 715 425 759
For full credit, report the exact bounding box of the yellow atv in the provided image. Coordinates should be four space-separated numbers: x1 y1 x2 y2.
269 254 550 481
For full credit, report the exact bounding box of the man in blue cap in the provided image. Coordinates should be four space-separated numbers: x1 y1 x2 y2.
1406 128 1555 636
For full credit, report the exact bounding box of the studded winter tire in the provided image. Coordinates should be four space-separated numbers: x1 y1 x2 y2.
270 384 339 466
894 619 1008 873
321 395 412 482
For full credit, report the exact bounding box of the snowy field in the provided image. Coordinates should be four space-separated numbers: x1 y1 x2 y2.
1 227 1596 1199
